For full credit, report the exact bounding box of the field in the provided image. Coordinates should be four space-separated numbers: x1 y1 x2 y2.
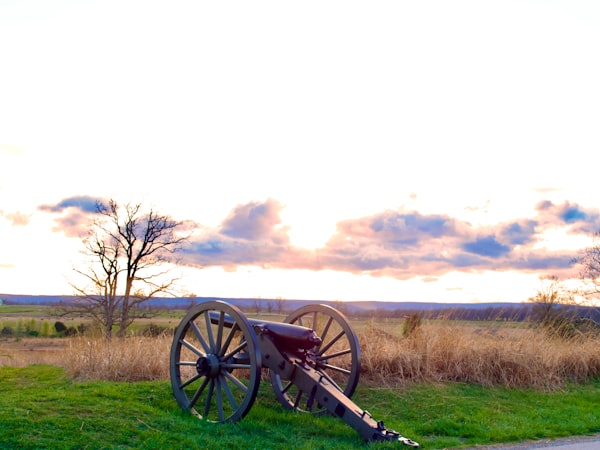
2 306 598 389
1 304 600 448
1 365 599 449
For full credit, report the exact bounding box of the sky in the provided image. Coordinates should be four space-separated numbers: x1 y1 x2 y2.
1 1 600 303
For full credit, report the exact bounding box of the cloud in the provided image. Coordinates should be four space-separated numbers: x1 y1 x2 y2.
51 210 93 238
535 200 600 235
182 199 299 269
497 220 538 246
38 195 104 238
38 196 596 280
182 199 596 280
38 196 102 214
221 198 289 242
462 236 510 258
421 277 439 283
1 211 31 226
510 253 573 271
464 199 491 213
532 187 561 194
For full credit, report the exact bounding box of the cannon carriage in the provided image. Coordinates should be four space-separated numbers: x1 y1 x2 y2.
169 300 419 446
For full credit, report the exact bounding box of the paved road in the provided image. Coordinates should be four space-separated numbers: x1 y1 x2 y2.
463 434 600 450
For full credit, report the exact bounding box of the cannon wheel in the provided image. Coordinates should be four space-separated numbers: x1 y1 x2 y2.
170 301 261 423
270 304 361 415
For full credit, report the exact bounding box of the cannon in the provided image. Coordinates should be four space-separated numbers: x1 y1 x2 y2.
170 300 419 447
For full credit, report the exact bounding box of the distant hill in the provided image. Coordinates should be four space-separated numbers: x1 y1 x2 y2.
3 293 598 322
0 293 523 313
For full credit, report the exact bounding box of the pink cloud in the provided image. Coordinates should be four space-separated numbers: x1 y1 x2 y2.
184 199 595 280
39 196 600 280
5 211 31 226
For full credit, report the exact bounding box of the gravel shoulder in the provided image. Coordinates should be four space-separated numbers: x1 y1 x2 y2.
464 433 600 449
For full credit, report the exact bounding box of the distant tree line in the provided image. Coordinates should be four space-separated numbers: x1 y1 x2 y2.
348 304 600 324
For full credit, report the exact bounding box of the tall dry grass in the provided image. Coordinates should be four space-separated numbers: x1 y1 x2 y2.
61 335 172 381
3 321 599 389
0 336 173 381
360 321 600 390
0 338 66 367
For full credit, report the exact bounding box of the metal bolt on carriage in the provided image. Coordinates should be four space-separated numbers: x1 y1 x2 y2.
169 300 419 447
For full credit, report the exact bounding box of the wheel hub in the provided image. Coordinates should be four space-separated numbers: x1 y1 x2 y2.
196 354 221 377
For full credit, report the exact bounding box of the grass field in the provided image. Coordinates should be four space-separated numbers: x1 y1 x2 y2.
1 365 599 449
2 304 600 448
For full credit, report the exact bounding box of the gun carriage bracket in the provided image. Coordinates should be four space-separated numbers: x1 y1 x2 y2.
170 300 419 447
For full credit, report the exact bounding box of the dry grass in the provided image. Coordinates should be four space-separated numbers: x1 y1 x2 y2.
0 336 171 381
2 321 599 389
360 321 600 390
61 335 172 381
0 338 66 367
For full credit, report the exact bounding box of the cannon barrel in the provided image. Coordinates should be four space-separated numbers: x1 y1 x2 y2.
208 311 322 351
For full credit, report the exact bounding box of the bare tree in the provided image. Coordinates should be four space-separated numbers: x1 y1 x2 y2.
574 231 600 307
528 276 570 322
332 299 350 316
71 199 189 338
275 296 285 315
528 275 578 336
253 297 262 315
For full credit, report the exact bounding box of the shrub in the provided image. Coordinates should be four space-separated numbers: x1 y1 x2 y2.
574 318 600 335
539 315 577 339
140 323 170 337
1 326 14 336
41 321 51 337
402 313 422 337
62 324 88 337
25 319 38 335
54 321 67 334
16 320 25 336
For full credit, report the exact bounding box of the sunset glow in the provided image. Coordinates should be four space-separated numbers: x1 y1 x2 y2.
1 1 599 303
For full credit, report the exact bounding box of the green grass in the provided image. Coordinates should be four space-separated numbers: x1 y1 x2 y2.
1 365 599 449
354 382 600 448
0 365 357 449
0 305 50 314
